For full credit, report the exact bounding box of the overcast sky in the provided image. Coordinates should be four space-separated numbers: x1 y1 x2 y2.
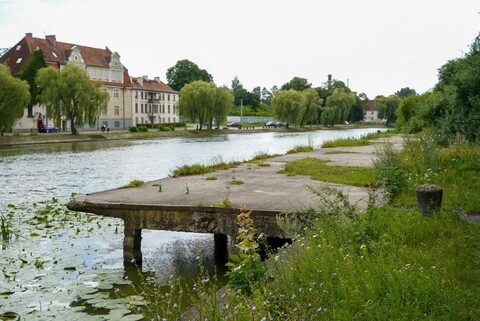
1 0 479 97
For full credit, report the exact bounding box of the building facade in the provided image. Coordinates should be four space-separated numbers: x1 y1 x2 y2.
363 99 386 123
0 33 133 132
131 76 179 127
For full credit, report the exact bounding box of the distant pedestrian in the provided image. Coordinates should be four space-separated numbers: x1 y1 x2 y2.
107 127 110 133
101 125 105 132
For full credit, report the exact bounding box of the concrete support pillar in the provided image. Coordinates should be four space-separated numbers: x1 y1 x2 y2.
124 227 142 264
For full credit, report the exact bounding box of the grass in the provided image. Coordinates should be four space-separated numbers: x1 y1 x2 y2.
321 130 397 148
286 144 314 154
171 160 240 177
230 177 244 185
123 179 144 188
321 136 371 148
281 157 373 186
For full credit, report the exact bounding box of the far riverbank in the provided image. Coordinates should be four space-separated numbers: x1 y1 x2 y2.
0 123 387 147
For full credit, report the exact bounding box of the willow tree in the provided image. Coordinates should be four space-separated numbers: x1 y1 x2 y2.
323 88 356 126
0 64 30 135
212 86 233 129
271 89 305 126
36 64 109 134
179 80 216 129
300 88 322 127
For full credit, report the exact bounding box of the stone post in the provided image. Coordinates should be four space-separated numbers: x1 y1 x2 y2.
416 184 443 216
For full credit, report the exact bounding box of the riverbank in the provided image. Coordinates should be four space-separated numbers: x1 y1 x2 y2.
0 124 386 147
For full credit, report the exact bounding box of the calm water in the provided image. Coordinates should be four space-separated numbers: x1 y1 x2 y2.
0 128 384 205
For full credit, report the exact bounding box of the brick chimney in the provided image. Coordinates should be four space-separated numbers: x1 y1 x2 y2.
136 77 143 86
46 35 56 47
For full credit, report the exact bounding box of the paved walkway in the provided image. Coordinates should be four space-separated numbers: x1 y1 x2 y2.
72 136 404 213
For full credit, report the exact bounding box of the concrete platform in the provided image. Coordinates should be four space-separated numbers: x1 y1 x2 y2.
70 136 403 214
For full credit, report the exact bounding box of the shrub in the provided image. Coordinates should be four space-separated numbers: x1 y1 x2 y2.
137 125 148 132
128 126 138 133
372 142 409 204
158 124 173 131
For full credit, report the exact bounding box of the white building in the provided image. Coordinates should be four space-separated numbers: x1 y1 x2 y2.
131 76 179 126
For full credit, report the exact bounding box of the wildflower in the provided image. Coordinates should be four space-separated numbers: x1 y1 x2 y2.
251 305 257 311
202 278 209 284
260 317 267 321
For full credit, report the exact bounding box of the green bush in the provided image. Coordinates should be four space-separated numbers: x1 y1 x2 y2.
158 124 173 131
128 126 138 133
137 125 148 132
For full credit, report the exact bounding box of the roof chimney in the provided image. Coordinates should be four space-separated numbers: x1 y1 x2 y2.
143 75 148 81
154 77 160 83
46 35 56 47
25 32 33 38
137 77 143 86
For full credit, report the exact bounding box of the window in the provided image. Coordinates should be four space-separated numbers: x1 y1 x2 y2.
135 91 138 99
135 117 138 125
114 106 120 115
16 58 22 64
173 95 176 102
168 94 170 101
168 117 171 123
141 104 144 113
153 105 158 113
162 105 165 113
141 117 144 123
135 103 138 113
102 107 108 115
141 92 144 99
173 105 176 114
168 105 170 113
113 89 120 98
16 45 21 51
52 52 57 58
114 121 120 128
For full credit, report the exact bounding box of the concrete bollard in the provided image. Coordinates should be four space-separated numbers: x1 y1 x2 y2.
416 184 443 216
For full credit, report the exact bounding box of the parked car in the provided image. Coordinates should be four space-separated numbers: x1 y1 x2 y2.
227 121 242 128
39 125 59 133
265 121 287 128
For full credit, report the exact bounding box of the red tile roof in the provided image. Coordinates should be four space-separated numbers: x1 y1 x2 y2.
131 77 177 93
0 33 126 76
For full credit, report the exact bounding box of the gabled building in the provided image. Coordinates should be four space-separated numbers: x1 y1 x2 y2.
0 33 133 131
363 99 386 123
131 76 179 126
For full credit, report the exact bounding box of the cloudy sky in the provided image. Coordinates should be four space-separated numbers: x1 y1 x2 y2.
1 0 479 97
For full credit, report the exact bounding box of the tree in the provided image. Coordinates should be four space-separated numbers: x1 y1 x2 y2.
300 88 322 127
375 95 401 126
395 87 417 99
179 80 216 129
0 64 30 135
231 76 243 92
281 77 311 91
272 89 305 125
36 64 109 134
233 88 260 109
323 89 356 126
17 49 47 117
166 59 213 91
212 86 233 128
348 95 365 123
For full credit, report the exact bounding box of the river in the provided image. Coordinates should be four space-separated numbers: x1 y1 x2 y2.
0 128 384 205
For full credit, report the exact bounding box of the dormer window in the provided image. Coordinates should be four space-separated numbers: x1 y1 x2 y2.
16 45 21 51
16 58 22 63
52 52 57 58
74 56 78 61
